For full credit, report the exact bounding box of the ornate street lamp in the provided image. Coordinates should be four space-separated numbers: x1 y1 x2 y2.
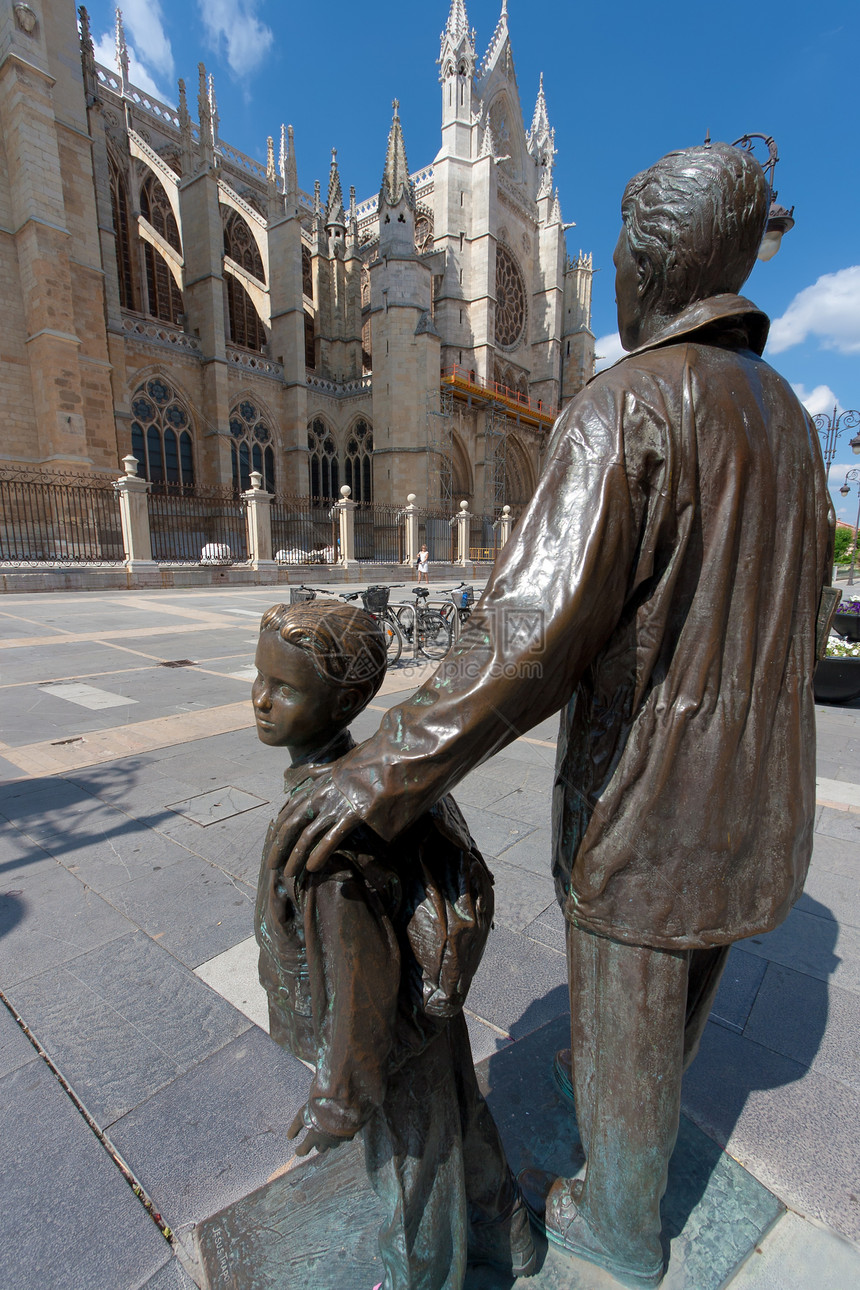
706 132 795 260
729 134 796 260
839 467 860 588
814 407 860 481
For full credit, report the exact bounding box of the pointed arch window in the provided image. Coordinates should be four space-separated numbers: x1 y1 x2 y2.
302 245 313 299
223 210 264 281
304 312 316 369
230 399 275 493
130 377 194 491
226 275 267 352
109 157 135 310
344 420 373 504
140 174 184 325
308 419 339 501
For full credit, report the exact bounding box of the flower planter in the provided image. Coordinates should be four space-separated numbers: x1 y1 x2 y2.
814 657 860 704
833 611 860 642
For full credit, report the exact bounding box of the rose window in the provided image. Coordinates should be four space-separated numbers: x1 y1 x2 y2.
494 245 526 348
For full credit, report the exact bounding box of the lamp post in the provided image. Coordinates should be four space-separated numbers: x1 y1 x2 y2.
814 408 860 481
727 133 795 260
839 467 860 588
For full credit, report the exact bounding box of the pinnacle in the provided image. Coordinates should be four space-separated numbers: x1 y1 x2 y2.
379 99 414 212
445 0 470 43
326 146 345 227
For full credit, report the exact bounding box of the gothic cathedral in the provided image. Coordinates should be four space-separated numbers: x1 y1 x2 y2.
0 0 594 514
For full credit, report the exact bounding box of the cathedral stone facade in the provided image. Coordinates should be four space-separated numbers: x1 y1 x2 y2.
0 0 594 513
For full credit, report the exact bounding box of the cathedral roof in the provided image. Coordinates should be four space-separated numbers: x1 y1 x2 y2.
379 100 414 212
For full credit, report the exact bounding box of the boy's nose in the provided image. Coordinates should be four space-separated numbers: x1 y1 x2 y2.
253 685 271 710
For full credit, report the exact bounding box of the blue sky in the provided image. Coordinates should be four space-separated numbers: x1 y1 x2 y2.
85 0 860 519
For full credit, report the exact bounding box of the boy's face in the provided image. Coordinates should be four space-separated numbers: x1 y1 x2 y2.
252 631 354 756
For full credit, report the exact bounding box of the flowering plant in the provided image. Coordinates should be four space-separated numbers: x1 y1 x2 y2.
836 598 860 617
826 636 860 659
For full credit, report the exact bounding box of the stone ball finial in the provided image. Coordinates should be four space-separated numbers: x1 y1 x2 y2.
340 484 352 498
122 454 139 477
459 499 469 511
407 493 416 504
502 505 511 515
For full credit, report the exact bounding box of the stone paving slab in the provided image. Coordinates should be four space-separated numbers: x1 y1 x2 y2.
107 1028 313 1235
9 930 251 1125
0 1055 175 1290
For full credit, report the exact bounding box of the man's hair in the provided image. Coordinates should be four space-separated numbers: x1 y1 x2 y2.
621 143 769 313
259 599 387 710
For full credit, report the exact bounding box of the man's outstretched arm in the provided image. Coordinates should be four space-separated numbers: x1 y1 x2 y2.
279 380 659 878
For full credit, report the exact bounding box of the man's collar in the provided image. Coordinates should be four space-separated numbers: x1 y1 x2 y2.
620 294 770 365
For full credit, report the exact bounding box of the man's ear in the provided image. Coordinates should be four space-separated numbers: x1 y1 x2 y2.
636 256 653 299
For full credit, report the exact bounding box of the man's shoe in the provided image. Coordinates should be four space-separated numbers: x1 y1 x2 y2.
553 1047 574 1103
518 1168 664 1290
468 1191 537 1277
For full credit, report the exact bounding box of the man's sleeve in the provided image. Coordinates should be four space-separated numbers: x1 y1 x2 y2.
332 375 665 841
302 866 400 1140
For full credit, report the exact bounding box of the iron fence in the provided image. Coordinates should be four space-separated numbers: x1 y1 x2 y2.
469 514 500 563
148 484 248 563
0 470 124 563
354 502 404 563
271 496 338 565
419 508 456 563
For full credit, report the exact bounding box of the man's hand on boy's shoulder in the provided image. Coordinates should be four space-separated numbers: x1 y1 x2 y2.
288 1104 349 1157
276 772 363 881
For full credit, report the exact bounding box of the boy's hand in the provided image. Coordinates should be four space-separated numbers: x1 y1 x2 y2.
276 775 362 881
287 1105 347 1157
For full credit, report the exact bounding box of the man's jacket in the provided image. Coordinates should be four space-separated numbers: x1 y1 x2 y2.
331 294 834 949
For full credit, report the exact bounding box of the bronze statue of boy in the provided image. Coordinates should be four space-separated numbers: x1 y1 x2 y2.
263 145 834 1289
252 599 534 1289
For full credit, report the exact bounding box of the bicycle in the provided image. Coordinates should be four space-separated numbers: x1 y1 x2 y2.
336 584 404 664
396 587 453 660
440 582 475 629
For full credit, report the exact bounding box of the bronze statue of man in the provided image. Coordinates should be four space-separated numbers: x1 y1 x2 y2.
272 144 833 1287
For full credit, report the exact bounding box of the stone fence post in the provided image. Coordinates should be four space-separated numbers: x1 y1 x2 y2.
499 504 512 548
243 471 276 572
402 493 419 566
335 484 356 567
455 499 470 567
114 455 155 568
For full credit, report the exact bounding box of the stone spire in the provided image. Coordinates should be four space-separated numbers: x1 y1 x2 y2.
379 100 414 212
79 7 97 104
480 118 496 158
439 0 475 75
282 124 298 207
326 148 346 229
208 72 220 149
178 78 194 173
445 0 470 43
197 63 214 168
115 6 129 95
529 72 556 198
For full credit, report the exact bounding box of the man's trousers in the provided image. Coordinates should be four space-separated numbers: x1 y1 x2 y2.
567 920 730 1268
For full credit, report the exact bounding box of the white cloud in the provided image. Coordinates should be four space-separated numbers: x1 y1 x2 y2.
594 332 626 372
92 31 173 103
122 0 175 81
768 265 860 356
791 384 841 418
197 1 274 78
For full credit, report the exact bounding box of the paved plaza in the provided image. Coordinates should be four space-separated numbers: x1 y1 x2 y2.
0 584 859 1289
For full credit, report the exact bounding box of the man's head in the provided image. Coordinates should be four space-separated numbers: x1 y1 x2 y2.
615 142 769 350
252 600 387 756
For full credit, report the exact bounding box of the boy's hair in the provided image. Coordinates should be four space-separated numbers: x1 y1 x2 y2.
259 599 387 710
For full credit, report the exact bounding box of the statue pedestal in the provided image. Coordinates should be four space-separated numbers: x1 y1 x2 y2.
193 1016 784 1288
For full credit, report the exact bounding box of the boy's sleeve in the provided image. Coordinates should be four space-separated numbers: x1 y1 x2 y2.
301 863 401 1140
